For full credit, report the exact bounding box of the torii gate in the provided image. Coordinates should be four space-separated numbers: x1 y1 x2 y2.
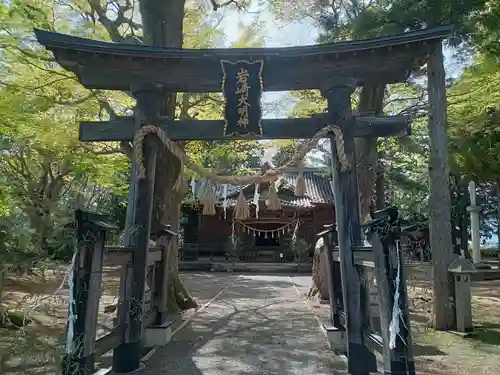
35 24 452 375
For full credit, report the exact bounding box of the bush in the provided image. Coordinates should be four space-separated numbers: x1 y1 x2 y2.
465 246 498 259
480 247 498 258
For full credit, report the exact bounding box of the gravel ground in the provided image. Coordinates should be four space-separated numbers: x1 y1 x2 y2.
141 274 346 375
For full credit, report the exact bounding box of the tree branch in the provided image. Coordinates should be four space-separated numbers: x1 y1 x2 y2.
210 0 247 11
94 96 132 157
87 0 140 42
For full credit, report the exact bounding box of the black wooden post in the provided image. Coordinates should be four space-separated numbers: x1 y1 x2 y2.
366 207 415 375
323 80 377 375
62 210 117 375
323 79 363 246
329 228 345 317
321 226 342 328
150 224 177 325
112 82 163 374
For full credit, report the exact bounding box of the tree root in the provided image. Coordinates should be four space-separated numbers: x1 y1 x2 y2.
306 285 319 300
0 309 32 329
310 238 330 302
166 274 198 313
104 277 198 316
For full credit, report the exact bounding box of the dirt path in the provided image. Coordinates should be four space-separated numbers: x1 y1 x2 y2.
141 274 346 375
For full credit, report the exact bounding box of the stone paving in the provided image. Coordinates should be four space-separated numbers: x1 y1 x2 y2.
142 274 346 375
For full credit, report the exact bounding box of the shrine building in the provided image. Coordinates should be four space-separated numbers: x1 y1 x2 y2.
179 168 335 266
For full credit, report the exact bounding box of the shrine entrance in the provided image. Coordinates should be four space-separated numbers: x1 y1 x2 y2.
34 24 452 375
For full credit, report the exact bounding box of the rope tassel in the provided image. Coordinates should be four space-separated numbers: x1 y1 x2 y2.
253 183 260 218
233 189 250 220
190 175 197 197
294 159 306 197
222 184 228 219
389 243 405 349
173 167 186 194
266 182 281 211
201 186 217 216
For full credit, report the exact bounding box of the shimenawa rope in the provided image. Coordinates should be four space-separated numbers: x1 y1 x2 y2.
133 124 349 185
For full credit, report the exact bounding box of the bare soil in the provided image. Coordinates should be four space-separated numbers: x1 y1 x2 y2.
0 266 237 375
0 264 120 375
1 264 499 375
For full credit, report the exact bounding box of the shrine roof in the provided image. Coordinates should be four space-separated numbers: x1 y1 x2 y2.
33 25 453 92
192 169 334 209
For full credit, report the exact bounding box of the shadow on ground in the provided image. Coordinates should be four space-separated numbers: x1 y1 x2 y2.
180 272 301 303
142 274 346 375
465 322 500 346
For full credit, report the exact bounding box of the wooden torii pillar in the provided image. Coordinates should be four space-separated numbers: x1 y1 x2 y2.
322 79 378 375
322 78 417 374
111 82 164 373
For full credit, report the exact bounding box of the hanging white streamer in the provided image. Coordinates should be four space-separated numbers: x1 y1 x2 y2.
253 183 260 219
65 249 78 354
291 220 299 243
198 180 209 201
389 242 402 349
222 184 228 219
190 176 196 197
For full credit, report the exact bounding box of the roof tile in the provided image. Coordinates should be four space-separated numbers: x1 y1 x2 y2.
192 170 334 208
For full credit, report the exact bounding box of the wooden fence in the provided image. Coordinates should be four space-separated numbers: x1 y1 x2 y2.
318 207 415 375
61 210 175 375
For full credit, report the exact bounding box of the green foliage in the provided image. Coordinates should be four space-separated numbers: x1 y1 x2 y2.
185 140 264 176
448 55 500 181
268 0 500 220
0 0 267 269
270 0 494 50
271 141 298 167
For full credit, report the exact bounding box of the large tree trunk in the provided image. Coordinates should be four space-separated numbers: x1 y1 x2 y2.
375 151 385 209
154 150 197 312
307 237 329 301
427 43 455 330
356 85 385 222
496 179 500 266
139 0 197 312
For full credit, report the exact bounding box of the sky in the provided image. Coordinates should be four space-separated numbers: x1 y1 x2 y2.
205 3 500 247
215 2 467 108
211 2 470 163
216 2 318 119
214 2 318 162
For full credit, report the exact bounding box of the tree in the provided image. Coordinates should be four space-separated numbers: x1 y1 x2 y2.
136 0 265 312
449 55 500 182
0 60 128 256
0 0 264 315
448 54 500 256
268 0 497 329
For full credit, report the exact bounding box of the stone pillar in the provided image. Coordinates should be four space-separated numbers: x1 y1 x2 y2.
467 181 490 268
447 257 476 335
467 181 481 264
